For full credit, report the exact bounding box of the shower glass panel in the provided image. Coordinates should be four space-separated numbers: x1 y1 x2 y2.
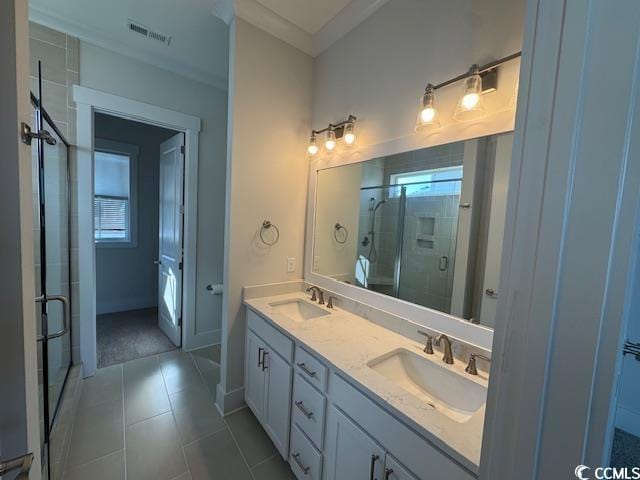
397 179 462 312
355 186 401 294
31 86 72 475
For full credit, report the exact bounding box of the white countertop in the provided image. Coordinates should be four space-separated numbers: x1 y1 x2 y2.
243 291 487 474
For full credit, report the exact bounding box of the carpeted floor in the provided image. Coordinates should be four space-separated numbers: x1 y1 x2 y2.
611 428 640 468
97 308 177 368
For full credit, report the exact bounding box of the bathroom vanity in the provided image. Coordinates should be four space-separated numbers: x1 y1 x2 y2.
243 286 488 480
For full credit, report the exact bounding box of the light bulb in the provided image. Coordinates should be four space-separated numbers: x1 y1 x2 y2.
415 84 440 131
343 122 356 145
461 92 480 110
421 106 437 123
325 129 336 151
307 135 318 156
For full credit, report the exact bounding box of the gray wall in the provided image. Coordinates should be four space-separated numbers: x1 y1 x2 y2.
80 40 228 345
95 114 176 314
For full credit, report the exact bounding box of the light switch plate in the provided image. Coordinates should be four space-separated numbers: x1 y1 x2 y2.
287 257 295 273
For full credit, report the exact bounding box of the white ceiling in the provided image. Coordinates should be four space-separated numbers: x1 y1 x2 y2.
255 0 353 34
29 0 230 89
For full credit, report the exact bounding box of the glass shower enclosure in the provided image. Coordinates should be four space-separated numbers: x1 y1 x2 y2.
356 177 462 313
30 65 73 477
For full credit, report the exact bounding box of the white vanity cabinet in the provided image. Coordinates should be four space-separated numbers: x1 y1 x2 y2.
245 310 294 459
244 306 477 480
324 405 386 480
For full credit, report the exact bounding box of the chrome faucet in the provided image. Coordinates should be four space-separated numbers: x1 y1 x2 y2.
465 353 491 375
306 286 324 305
434 334 454 364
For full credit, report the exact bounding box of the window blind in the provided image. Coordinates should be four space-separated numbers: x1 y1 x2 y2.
94 196 129 240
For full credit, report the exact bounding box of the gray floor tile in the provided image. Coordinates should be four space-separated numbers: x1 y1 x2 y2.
66 399 123 467
169 384 225 444
63 450 125 480
160 351 204 395
126 412 188 480
184 429 252 480
170 473 192 480
191 354 220 399
191 345 221 364
78 364 122 411
124 357 171 425
252 455 295 480
225 408 278 467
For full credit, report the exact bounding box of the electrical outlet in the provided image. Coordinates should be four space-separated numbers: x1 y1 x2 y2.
287 257 295 273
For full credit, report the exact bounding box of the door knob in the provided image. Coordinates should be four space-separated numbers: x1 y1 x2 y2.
154 260 162 265
485 288 498 298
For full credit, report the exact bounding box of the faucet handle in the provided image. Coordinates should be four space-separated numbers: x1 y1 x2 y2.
305 287 317 302
465 353 491 375
327 296 338 309
417 331 434 354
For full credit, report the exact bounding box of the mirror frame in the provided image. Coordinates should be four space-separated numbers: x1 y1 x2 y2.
304 111 516 350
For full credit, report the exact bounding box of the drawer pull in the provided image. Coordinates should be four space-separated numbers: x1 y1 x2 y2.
384 468 394 480
258 347 264 367
294 400 314 419
292 453 310 475
370 454 380 480
262 351 269 371
297 362 317 378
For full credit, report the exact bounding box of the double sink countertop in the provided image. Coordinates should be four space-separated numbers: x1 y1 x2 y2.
243 291 488 474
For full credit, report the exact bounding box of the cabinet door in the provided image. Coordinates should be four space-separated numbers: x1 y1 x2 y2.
264 349 293 458
383 454 418 480
325 406 385 480
245 330 266 420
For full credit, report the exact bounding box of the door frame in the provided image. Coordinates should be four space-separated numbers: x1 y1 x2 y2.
73 85 201 377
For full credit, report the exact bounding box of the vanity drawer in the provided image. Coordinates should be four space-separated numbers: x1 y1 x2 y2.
294 347 328 392
247 308 293 361
292 374 326 448
290 424 323 480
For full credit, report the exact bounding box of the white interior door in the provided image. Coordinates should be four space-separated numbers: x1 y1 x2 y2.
158 133 185 347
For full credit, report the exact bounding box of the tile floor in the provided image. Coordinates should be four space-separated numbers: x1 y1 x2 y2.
60 346 295 480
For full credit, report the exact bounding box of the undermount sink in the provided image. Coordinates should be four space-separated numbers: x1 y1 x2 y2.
269 299 331 322
367 348 487 423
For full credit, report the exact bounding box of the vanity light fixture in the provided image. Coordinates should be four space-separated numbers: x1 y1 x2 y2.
307 115 357 156
416 51 522 130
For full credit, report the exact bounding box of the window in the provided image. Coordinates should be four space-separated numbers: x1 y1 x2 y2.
389 165 463 197
94 141 138 245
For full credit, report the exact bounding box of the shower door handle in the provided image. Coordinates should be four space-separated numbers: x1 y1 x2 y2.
36 294 71 342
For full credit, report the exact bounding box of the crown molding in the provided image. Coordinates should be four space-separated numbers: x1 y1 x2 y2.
212 0 390 57
30 4 229 91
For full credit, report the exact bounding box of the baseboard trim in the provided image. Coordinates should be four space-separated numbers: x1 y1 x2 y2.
215 384 245 415
96 297 157 315
616 406 640 438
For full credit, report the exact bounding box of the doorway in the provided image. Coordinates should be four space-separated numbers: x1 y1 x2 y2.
93 113 183 368
73 85 201 377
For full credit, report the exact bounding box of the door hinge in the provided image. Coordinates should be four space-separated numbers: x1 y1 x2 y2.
178 317 182 327
179 204 185 214
178 260 183 270
180 145 185 154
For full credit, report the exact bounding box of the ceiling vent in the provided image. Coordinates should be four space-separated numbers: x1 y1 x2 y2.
126 19 172 46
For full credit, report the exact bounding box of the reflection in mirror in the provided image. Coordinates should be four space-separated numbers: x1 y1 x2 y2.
313 133 513 328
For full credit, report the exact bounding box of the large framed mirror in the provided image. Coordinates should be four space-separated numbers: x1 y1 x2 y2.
309 132 513 330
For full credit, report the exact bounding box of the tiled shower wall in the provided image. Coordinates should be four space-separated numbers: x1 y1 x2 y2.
29 21 81 363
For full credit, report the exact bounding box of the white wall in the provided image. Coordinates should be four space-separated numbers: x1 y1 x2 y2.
312 0 524 148
80 42 228 344
219 18 313 412
314 163 362 279
94 114 175 315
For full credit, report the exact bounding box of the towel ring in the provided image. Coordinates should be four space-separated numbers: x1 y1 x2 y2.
260 220 280 246
334 223 348 244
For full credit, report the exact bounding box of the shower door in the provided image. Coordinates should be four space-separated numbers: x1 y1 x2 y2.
31 66 72 476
